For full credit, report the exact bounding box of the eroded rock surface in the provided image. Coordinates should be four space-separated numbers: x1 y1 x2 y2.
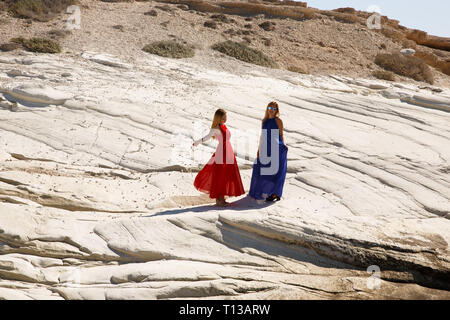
0 50 449 299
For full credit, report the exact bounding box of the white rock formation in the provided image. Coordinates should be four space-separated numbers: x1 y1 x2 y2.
0 50 449 300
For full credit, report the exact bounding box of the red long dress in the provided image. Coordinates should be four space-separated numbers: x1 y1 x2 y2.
194 124 245 199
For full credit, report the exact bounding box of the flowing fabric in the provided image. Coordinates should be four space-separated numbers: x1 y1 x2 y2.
194 124 245 199
249 118 288 200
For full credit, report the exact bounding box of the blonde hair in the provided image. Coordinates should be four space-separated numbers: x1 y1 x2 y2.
211 108 226 139
262 101 279 125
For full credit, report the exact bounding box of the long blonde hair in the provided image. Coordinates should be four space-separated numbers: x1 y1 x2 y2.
262 101 279 125
211 108 226 139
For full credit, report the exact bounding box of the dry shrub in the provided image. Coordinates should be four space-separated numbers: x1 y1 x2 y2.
223 28 237 36
11 37 61 53
7 0 77 22
401 38 417 49
262 37 271 46
204 20 217 29
142 40 195 59
165 0 223 14
372 70 395 81
437 60 450 76
154 4 174 12
414 49 439 66
157 0 314 20
288 64 309 74
211 40 278 68
379 28 405 44
144 10 158 16
385 18 400 29
321 11 360 24
262 0 307 7
112 24 125 32
259 21 275 31
0 42 21 52
220 1 314 20
210 13 234 23
0 2 8 11
242 36 252 44
374 53 434 84
333 7 356 14
414 49 450 76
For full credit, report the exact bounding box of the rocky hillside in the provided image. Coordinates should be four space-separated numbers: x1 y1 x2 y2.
0 0 449 87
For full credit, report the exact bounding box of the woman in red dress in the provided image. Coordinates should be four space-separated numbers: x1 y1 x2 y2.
192 109 245 206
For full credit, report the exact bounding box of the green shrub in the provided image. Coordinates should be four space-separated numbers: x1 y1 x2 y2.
142 40 195 59
211 40 278 68
7 0 77 22
374 53 434 84
11 37 61 53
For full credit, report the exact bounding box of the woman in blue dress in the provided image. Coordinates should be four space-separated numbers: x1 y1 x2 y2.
249 101 288 202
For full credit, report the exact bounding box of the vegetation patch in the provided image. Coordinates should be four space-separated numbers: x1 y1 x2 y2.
258 21 276 31
210 13 234 23
6 0 77 22
10 37 61 53
204 20 217 29
144 10 158 16
0 42 21 52
156 0 314 21
142 40 195 59
211 40 278 68
322 11 360 24
375 53 434 84
372 70 396 81
378 28 405 44
288 65 309 74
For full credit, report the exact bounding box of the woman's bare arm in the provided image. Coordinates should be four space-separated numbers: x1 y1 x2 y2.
275 118 285 144
193 128 219 146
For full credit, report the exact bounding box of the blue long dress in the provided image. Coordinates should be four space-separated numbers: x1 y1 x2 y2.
249 117 288 200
